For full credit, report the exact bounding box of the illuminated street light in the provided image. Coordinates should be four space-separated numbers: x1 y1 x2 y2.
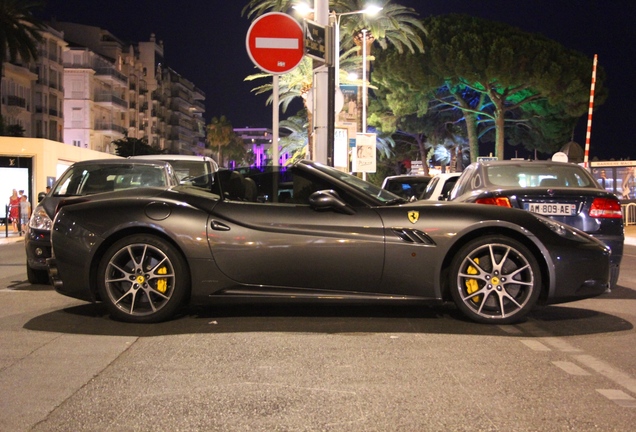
332 5 382 88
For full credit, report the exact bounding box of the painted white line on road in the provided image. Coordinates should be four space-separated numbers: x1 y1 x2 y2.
255 37 299 49
520 339 551 351
498 325 523 334
519 322 550 337
596 389 636 407
575 354 636 396
542 337 583 353
552 361 591 376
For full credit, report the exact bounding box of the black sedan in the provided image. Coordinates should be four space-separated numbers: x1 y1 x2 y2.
449 160 624 288
48 160 612 325
26 159 179 284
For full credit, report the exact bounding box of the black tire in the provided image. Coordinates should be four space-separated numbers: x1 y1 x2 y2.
609 265 620 290
97 234 190 323
449 235 542 324
27 264 50 285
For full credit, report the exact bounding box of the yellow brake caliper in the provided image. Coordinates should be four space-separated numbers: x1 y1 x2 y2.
465 258 481 303
156 266 168 294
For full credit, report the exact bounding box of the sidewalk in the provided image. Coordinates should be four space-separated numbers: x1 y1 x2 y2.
0 229 26 245
2 225 636 246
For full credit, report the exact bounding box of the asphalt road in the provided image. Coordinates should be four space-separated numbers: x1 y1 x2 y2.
1 239 635 431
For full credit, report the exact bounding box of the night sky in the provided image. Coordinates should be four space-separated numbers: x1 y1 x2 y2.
38 0 636 160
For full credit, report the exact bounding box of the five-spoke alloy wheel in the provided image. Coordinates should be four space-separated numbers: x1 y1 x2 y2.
97 235 189 323
449 235 541 324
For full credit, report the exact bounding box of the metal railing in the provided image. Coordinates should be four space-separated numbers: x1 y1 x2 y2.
623 202 636 226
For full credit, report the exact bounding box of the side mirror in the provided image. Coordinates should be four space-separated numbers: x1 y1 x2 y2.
38 192 46 202
308 190 355 215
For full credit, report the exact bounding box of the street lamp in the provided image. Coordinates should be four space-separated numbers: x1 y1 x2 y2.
294 3 382 165
331 5 382 89
331 6 381 171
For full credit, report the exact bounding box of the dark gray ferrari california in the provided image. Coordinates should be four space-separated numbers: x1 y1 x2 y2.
48 160 612 325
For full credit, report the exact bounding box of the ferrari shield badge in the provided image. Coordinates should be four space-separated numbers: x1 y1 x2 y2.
407 210 420 224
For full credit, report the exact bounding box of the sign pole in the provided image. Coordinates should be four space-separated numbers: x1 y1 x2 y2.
245 12 304 166
272 75 279 165
313 0 329 165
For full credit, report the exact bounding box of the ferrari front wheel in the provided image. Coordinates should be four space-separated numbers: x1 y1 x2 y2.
449 235 541 324
97 234 189 323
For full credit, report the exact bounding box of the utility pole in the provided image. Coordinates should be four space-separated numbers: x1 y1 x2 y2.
312 0 329 164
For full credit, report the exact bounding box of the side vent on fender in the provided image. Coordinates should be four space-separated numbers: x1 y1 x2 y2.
392 228 436 245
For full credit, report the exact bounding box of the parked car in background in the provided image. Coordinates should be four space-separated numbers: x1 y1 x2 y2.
47 160 612 325
25 159 179 284
381 175 432 200
450 160 624 288
130 155 218 191
421 173 462 201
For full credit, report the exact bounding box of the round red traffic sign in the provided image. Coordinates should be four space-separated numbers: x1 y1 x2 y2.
246 12 304 74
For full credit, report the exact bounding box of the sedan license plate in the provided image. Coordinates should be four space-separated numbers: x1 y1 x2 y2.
524 203 576 216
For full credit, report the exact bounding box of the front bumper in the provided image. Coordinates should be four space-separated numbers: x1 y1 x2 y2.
25 229 51 271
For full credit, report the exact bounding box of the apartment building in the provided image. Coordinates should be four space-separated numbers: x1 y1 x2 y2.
158 67 206 154
2 20 206 155
0 24 66 141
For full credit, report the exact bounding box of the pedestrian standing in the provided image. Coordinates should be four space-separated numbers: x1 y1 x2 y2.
9 189 20 233
19 195 31 235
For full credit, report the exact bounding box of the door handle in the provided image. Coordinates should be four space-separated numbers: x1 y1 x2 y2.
211 220 230 231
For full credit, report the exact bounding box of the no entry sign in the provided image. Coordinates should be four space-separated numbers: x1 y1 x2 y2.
246 12 304 74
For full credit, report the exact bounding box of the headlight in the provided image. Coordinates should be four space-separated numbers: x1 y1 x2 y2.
28 206 53 231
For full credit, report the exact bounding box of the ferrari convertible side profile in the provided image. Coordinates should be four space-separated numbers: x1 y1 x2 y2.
47 160 611 324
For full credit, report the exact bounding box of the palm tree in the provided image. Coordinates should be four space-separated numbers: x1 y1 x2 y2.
0 0 44 134
242 0 425 158
332 0 425 55
206 116 236 166
242 0 425 73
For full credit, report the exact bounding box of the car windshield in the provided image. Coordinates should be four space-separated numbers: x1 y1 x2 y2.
53 164 171 196
485 164 597 188
311 163 400 203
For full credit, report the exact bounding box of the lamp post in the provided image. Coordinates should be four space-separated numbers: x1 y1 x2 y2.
331 5 382 89
294 3 381 165
330 6 381 168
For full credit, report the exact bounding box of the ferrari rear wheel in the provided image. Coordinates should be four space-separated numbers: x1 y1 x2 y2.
97 234 189 323
449 235 541 324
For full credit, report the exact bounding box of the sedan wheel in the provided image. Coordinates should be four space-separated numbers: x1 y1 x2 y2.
27 264 50 285
449 236 541 324
97 235 189 323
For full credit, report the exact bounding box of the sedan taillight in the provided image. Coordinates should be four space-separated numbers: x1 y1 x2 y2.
475 196 512 207
589 197 623 219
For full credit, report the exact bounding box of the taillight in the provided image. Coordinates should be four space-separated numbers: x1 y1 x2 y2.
475 196 512 207
589 197 623 218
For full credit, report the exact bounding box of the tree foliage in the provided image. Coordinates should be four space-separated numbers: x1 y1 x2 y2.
0 0 45 133
206 116 236 166
373 14 606 161
113 136 162 157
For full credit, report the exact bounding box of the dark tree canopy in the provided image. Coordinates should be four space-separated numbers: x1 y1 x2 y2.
113 136 162 157
372 14 606 161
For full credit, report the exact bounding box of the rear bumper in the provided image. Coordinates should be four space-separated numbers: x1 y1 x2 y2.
591 233 623 266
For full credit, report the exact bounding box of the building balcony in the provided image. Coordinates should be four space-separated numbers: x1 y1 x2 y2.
94 93 128 109
94 67 128 84
192 100 205 112
7 95 27 108
94 121 127 135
